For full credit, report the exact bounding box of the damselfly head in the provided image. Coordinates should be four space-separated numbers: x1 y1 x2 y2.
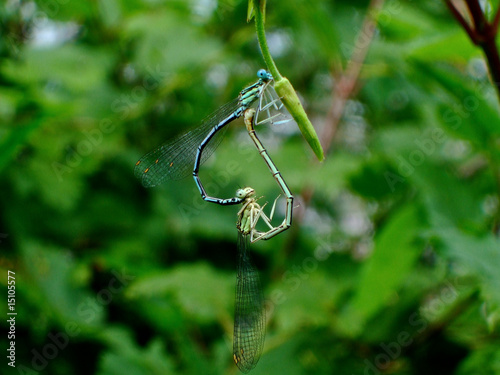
235 187 255 200
257 69 272 82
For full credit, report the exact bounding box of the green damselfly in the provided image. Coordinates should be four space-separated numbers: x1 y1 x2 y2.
232 187 267 373
135 69 283 205
231 107 295 372
232 169 293 373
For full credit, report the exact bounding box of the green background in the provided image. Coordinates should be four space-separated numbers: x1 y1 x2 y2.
1 0 500 374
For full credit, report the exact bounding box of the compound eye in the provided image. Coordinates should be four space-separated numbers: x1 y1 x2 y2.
257 69 269 80
235 189 245 198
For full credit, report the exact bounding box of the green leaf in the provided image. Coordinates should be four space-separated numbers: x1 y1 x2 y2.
126 263 233 323
338 204 422 336
274 270 345 334
124 10 221 75
407 30 480 63
20 241 105 329
412 61 500 147
0 116 45 173
456 345 500 375
412 164 486 232
97 327 175 375
439 228 500 306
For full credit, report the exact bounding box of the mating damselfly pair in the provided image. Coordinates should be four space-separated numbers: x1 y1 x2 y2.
135 70 294 373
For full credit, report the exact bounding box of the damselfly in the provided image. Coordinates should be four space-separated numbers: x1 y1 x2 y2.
231 106 294 371
232 184 293 373
135 69 278 205
232 187 267 373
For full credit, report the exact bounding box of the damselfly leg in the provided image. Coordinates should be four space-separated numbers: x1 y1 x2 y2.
242 109 294 241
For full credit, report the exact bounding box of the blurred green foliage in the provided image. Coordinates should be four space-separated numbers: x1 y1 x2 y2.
1 0 500 374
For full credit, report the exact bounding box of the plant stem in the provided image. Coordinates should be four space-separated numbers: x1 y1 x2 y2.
446 0 500 102
492 7 500 33
253 2 281 81
444 0 477 41
466 0 487 33
466 0 500 101
251 0 325 161
481 37 500 98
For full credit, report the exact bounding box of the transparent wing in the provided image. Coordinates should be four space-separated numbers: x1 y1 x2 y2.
254 83 293 127
134 97 240 187
233 232 265 373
